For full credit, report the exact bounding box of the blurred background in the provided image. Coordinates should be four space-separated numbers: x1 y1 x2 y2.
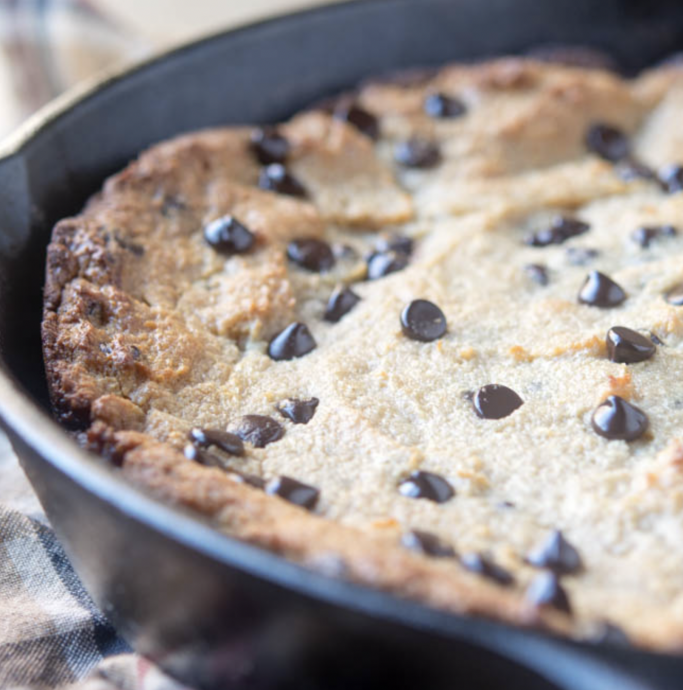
0 0 340 138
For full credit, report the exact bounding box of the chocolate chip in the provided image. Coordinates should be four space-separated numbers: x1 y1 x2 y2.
591 395 648 442
400 299 447 342
333 102 380 140
258 164 307 198
526 530 583 575
266 475 319 510
375 234 413 256
524 264 549 286
526 571 572 614
524 216 590 247
268 322 317 361
366 251 409 279
615 158 657 182
401 530 456 558
250 127 290 165
424 92 467 119
593 622 631 647
631 226 658 248
566 247 599 266
394 139 441 169
631 225 678 248
658 164 683 193
461 553 515 586
650 332 665 346
473 384 524 420
398 470 454 504
277 397 319 424
232 415 285 448
204 215 255 255
183 443 226 468
585 123 630 162
184 443 263 486
606 327 656 364
578 271 626 308
665 283 683 306
287 238 335 272
324 286 360 322
188 428 245 456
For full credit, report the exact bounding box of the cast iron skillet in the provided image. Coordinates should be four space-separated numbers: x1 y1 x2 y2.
1 0 683 687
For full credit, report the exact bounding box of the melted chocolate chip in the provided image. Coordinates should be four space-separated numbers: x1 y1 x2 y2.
526 530 583 575
268 322 317 361
184 444 264 487
665 283 683 306
461 553 515 586
593 622 631 647
424 92 467 119
204 216 255 255
277 397 319 424
188 428 245 456
266 475 319 510
333 102 380 140
525 216 590 247
232 415 285 448
473 384 524 420
258 164 307 198
401 530 456 558
394 139 441 169
250 127 290 165
400 299 447 342
585 123 630 162
658 164 683 194
578 271 626 308
526 571 572 614
524 263 549 286
631 224 678 248
375 234 413 256
591 395 649 442
398 470 454 504
566 247 599 266
287 238 335 272
366 251 409 279
606 327 656 364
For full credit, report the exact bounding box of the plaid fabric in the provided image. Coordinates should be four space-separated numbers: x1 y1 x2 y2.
0 503 189 690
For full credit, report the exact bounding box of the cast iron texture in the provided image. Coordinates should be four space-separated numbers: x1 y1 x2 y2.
2 0 683 687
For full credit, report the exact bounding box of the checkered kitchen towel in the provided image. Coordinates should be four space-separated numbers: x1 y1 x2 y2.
0 1 182 688
0 504 190 690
